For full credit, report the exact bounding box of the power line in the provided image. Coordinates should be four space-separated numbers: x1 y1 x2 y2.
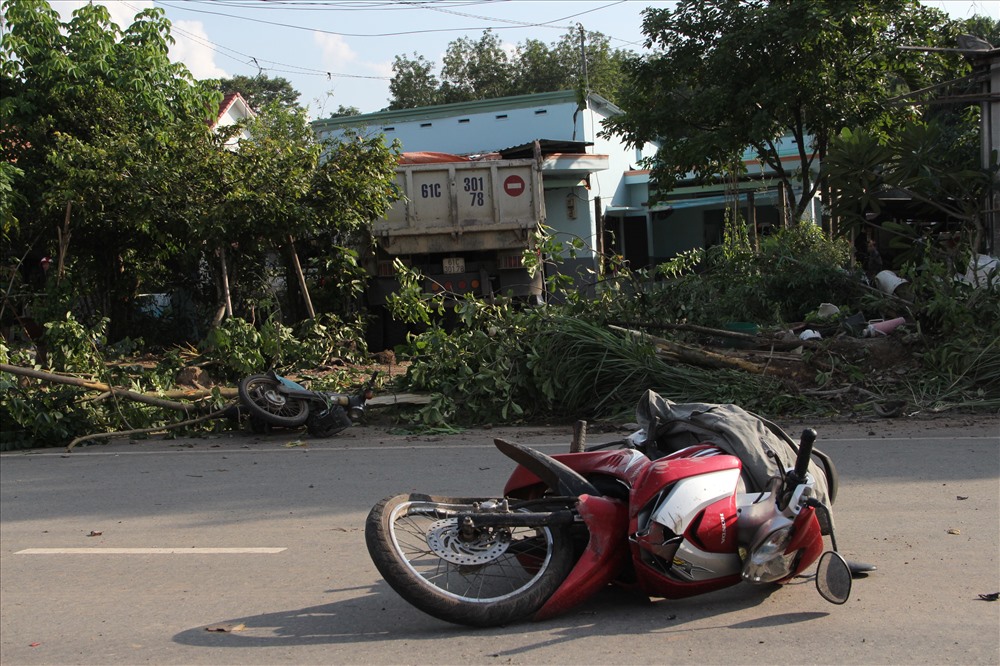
159 0 632 39
189 0 512 10
166 17 391 79
426 1 626 31
159 0 534 37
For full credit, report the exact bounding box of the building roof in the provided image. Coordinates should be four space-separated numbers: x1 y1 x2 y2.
498 139 593 159
211 92 254 128
312 89 620 132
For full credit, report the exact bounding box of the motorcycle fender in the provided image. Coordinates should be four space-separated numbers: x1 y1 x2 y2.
504 449 646 497
779 506 824 582
495 439 600 498
274 374 309 393
533 494 629 621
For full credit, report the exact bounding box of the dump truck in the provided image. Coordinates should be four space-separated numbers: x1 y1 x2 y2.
367 153 546 347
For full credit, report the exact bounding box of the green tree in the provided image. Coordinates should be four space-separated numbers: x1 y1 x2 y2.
387 28 631 109
329 105 361 118
214 73 301 110
0 163 24 240
439 30 512 104
549 28 630 103
388 53 440 110
602 0 965 224
168 103 399 326
826 122 991 260
1 0 222 339
514 38 566 94
306 130 401 315
822 14 998 263
1 0 400 345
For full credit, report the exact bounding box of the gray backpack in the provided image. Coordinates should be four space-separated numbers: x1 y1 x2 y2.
633 390 837 517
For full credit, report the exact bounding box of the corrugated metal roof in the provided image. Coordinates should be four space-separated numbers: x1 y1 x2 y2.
498 139 593 159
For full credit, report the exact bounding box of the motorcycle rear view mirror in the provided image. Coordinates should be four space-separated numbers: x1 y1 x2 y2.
815 551 852 604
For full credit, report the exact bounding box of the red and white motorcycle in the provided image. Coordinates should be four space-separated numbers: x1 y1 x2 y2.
366 392 872 626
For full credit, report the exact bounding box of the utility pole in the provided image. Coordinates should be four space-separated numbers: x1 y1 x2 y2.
579 24 589 96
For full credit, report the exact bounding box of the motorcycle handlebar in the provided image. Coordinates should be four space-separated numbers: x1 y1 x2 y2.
794 428 818 480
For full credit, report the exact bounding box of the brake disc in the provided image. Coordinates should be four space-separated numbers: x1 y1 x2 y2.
425 518 511 565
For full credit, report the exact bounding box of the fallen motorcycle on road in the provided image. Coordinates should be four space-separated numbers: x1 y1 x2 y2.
365 390 874 626
238 370 376 437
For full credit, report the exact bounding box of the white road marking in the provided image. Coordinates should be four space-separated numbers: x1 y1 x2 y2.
15 547 286 555
1 435 996 458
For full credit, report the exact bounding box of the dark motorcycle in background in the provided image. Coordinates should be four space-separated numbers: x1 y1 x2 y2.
365 390 873 627
238 370 377 437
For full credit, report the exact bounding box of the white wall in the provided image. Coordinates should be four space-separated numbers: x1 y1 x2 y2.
318 98 586 155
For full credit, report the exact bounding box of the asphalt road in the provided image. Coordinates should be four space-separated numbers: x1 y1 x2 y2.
2 417 998 665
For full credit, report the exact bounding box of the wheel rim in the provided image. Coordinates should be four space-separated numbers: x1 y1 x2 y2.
261 388 287 409
388 500 556 604
247 378 306 419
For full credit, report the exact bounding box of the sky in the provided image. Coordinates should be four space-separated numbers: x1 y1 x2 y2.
46 0 1000 119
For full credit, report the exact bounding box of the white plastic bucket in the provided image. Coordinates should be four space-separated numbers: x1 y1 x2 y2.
964 254 998 289
816 303 840 318
875 270 908 295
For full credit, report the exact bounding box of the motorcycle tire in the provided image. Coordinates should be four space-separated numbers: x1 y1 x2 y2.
365 493 575 627
238 374 310 428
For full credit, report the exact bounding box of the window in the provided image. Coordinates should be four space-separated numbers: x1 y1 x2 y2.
495 114 508 120
458 118 470 124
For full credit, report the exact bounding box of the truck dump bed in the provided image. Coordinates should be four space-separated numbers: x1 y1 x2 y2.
377 157 544 255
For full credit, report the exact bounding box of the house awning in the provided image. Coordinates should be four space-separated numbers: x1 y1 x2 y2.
541 153 609 176
650 190 778 213
605 205 646 214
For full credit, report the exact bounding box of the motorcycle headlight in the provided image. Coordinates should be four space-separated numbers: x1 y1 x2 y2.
742 526 797 584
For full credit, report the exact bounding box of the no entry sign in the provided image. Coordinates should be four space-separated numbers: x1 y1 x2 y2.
503 174 525 197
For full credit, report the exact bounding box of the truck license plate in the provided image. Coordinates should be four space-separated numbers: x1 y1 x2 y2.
443 258 465 274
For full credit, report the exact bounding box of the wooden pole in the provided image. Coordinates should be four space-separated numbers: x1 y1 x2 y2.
288 236 316 319
219 245 233 318
56 201 72 284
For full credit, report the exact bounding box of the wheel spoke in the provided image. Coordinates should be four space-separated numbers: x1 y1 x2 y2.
390 501 555 603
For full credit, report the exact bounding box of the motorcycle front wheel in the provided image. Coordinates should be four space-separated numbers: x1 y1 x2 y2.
238 374 310 428
365 493 576 627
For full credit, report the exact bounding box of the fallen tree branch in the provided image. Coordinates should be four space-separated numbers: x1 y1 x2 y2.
66 403 237 452
0 363 217 412
610 320 820 351
160 387 238 400
609 325 766 374
367 392 433 406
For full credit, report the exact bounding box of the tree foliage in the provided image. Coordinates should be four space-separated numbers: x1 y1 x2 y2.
823 13 997 297
387 27 631 109
826 123 992 263
388 52 440 110
213 73 301 110
1 0 223 338
602 0 966 223
439 31 511 103
1 0 399 347
327 104 361 118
